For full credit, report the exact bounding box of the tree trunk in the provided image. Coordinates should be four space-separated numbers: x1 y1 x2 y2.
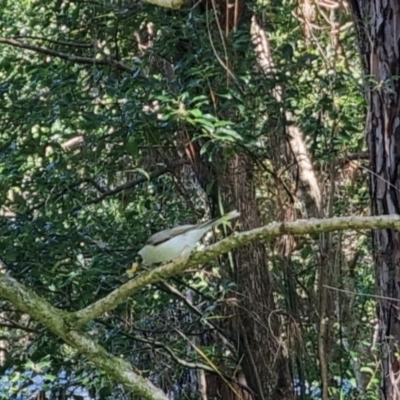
220 154 294 400
348 1 400 398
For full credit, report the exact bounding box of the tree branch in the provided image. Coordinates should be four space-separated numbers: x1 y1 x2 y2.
81 159 188 207
98 319 216 372
70 214 400 326
12 35 92 48
144 0 185 9
0 273 169 400
0 321 38 333
0 37 134 73
158 281 235 352
0 214 399 398
27 161 187 215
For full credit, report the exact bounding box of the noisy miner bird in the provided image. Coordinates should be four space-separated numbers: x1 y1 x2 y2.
129 210 240 272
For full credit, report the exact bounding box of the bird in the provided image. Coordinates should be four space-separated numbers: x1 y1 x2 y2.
129 209 240 272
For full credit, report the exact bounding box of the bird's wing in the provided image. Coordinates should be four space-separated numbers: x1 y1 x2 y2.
145 210 240 246
146 224 196 246
196 209 240 230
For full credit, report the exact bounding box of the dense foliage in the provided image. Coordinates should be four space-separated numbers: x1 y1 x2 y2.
0 0 375 398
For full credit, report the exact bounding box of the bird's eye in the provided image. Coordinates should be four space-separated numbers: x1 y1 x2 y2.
135 254 143 264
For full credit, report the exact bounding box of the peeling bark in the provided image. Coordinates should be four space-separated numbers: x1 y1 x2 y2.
250 16 322 216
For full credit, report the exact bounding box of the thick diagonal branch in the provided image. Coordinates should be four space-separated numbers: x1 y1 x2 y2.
0 273 169 400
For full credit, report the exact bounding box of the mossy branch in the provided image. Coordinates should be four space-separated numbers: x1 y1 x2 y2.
0 214 400 399
71 214 400 326
0 273 170 400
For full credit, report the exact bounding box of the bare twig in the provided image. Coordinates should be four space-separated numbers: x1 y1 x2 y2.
81 159 188 207
1 215 400 398
159 281 235 351
0 322 38 333
11 35 92 48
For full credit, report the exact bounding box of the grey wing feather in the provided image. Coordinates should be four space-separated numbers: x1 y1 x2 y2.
146 224 196 245
145 210 240 246
196 209 240 230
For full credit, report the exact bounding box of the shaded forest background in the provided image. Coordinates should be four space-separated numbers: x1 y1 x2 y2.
0 0 391 399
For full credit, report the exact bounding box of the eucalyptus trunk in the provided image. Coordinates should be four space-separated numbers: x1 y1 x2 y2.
348 1 400 398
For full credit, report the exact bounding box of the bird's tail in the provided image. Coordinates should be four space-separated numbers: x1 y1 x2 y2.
198 209 240 230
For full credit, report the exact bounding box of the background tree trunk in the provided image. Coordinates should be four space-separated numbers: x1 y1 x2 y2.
218 154 294 400
348 1 400 398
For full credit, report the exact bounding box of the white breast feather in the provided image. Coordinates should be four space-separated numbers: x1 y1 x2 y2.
139 227 210 264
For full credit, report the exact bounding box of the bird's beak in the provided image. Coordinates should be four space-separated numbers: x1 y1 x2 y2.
126 262 140 277
126 255 143 277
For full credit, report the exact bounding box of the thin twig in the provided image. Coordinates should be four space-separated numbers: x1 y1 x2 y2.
0 37 133 73
80 160 188 207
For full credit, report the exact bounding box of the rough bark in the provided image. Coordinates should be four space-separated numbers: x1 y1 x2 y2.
220 154 294 400
347 1 400 398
